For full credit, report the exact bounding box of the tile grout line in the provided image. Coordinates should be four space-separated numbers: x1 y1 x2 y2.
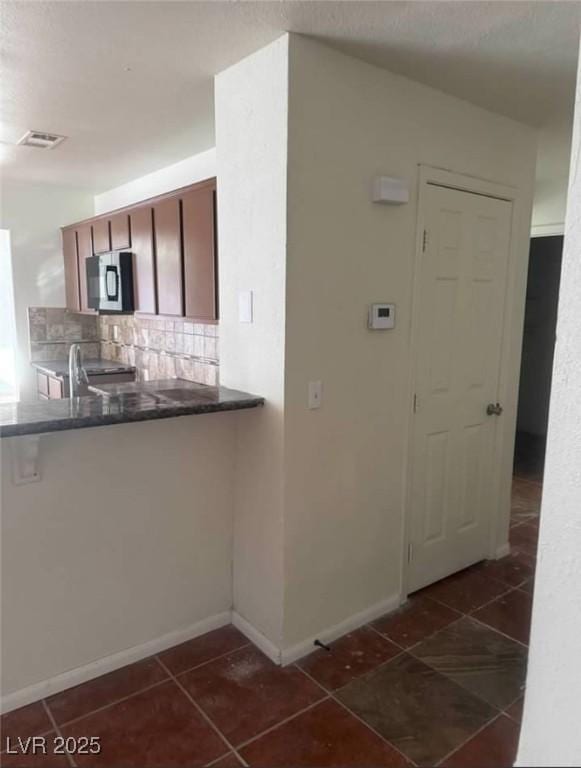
42 641 252 732
193 655 428 763
322 685 418 765
167 641 251 678
387 608 527 719
205 751 240 767
345 564 531 749
402 642 509 719
513 475 543 488
503 694 525 724
403 614 467 655
434 711 505 767
366 583 527 655
469 614 530 650
42 699 77 768
365 592 466 649
421 574 518 618
229 694 331 756
176 655 345 761
394 568 532 721
294 661 419 767
365 622 406 651
467 583 518 615
399 611 529 708
411 588 486 617
156 655 248 768
510 520 539 536
50 679 170 729
370 612 468 657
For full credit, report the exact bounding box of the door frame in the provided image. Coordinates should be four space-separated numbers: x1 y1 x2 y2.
401 164 529 599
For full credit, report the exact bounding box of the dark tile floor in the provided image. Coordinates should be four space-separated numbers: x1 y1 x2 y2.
1 476 540 768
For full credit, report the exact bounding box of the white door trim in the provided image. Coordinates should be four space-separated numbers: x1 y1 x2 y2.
401 164 527 599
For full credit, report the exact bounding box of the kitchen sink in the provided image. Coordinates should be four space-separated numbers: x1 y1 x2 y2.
154 388 218 403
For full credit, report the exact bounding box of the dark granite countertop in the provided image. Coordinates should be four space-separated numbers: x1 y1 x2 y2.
0 379 265 438
87 379 211 397
32 359 136 379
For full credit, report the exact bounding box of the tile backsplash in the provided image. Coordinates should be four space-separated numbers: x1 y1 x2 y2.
28 309 219 386
99 315 219 386
28 308 100 361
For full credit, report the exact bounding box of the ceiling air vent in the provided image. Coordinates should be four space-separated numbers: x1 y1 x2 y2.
17 130 67 149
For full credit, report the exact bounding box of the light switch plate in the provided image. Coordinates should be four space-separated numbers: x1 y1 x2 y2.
238 291 253 323
308 380 322 409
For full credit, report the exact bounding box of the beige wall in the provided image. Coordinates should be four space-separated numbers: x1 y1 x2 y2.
0 180 93 401
217 34 536 655
1 415 235 701
531 119 572 235
94 148 216 215
215 36 289 647
281 35 537 649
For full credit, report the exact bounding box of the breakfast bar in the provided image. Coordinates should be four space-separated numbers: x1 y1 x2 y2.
0 380 264 438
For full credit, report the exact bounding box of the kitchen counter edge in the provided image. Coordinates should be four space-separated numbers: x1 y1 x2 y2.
0 388 265 438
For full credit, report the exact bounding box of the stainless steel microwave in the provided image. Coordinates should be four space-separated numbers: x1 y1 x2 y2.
86 251 134 313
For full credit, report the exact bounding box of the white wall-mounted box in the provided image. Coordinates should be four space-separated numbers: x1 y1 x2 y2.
372 176 409 205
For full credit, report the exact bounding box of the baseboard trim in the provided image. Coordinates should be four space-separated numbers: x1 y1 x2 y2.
495 542 511 559
280 592 401 666
530 222 564 238
3 595 404 712
231 611 282 665
1 610 231 715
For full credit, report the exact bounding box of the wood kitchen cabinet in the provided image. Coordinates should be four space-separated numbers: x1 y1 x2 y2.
110 213 131 250
36 373 64 400
130 206 156 314
36 370 136 399
48 376 64 399
92 218 111 254
182 181 217 321
62 228 80 311
61 176 218 320
153 197 183 316
37 372 49 398
76 224 95 313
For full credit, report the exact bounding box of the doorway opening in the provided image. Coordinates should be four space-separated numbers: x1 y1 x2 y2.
0 229 18 403
513 235 563 483
508 234 563 591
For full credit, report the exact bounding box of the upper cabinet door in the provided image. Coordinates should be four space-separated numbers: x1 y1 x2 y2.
153 197 183 316
182 182 217 321
77 224 95 313
92 218 111 254
110 213 131 250
62 228 80 311
130 207 156 314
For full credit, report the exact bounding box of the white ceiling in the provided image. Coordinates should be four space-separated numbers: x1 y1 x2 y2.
1 1 579 194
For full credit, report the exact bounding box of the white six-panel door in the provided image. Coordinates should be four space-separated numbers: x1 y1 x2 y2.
408 183 513 593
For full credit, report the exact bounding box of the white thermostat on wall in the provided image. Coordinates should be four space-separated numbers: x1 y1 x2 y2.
368 303 396 330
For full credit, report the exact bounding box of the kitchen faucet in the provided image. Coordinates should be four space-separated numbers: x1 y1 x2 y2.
68 343 89 397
